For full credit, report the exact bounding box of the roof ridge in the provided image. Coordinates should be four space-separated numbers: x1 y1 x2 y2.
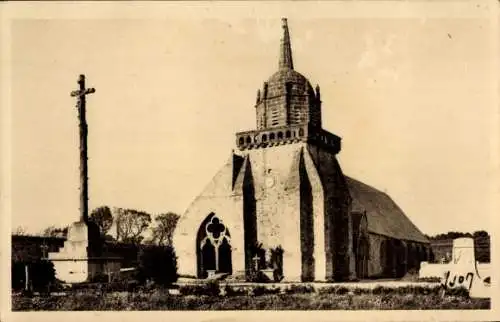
345 175 386 194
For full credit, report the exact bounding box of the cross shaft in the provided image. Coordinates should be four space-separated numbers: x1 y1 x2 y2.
70 74 95 223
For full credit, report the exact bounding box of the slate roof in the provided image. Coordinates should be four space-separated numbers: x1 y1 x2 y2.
345 176 429 244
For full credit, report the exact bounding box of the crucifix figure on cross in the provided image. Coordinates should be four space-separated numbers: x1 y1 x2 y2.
70 74 95 223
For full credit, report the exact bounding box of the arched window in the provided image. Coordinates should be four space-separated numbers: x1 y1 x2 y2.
269 133 276 140
197 214 232 277
246 136 252 144
262 134 267 142
277 132 283 139
298 128 304 137
285 130 291 138
238 137 244 145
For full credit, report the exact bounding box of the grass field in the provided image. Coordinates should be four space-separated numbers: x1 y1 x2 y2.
12 288 490 311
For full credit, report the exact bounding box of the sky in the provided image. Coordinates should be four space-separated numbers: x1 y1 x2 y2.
4 2 498 236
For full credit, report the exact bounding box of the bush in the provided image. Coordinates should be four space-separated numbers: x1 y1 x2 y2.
179 281 220 296
89 273 109 283
178 284 204 296
12 260 56 293
372 286 393 295
318 286 349 295
104 279 140 293
246 270 271 283
418 277 441 283
285 284 315 294
352 287 364 295
11 261 27 291
444 287 470 297
251 285 281 296
224 285 247 296
137 246 177 286
31 260 55 293
11 290 491 311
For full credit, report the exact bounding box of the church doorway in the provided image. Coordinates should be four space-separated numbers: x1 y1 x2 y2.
381 239 396 277
196 213 232 278
394 240 407 278
356 236 369 279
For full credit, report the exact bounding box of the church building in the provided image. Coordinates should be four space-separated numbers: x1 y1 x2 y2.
173 18 430 282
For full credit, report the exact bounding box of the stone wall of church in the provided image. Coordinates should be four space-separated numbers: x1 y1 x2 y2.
244 144 302 248
176 141 357 282
366 233 432 278
173 155 247 278
367 233 385 277
299 152 315 281
301 147 327 281
244 143 304 281
306 145 355 281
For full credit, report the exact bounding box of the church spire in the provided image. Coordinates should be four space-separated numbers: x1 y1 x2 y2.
279 18 294 70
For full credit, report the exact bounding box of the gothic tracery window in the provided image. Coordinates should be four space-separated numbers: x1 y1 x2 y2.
200 216 230 248
198 215 232 276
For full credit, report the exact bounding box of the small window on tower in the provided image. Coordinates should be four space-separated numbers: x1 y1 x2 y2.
246 136 252 144
285 130 291 138
277 132 283 139
299 128 304 137
262 134 267 142
239 137 244 145
270 133 276 141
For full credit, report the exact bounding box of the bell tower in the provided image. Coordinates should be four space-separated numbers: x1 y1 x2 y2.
237 18 339 155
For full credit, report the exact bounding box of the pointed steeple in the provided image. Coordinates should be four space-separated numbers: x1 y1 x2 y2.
279 18 294 70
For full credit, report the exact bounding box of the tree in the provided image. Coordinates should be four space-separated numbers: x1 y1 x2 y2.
89 206 114 236
13 226 27 236
30 260 56 293
42 225 68 238
137 246 178 286
115 208 151 244
473 230 490 263
150 212 180 246
473 230 489 238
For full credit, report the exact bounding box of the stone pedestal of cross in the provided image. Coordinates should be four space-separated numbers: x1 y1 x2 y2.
70 74 95 223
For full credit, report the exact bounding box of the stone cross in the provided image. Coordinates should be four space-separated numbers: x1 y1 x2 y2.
70 74 95 223
40 244 49 259
252 254 260 271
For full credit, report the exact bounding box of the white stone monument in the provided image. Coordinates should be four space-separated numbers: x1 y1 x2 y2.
419 237 490 298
